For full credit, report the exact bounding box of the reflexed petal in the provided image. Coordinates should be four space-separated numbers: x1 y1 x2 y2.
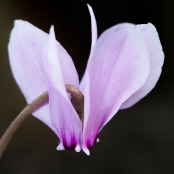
87 4 98 51
81 23 150 154
80 4 98 92
121 23 164 109
8 20 79 136
8 20 56 134
8 20 49 104
42 26 82 150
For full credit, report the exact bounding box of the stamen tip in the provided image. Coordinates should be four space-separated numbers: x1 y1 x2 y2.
56 143 65 151
96 138 100 143
75 145 81 152
83 148 90 156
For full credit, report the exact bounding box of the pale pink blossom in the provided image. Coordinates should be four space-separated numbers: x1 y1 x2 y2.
8 5 164 155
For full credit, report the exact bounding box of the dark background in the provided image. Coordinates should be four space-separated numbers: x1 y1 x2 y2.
0 0 173 173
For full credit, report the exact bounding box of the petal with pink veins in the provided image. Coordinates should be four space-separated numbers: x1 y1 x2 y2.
80 5 98 93
42 26 82 151
121 23 164 109
8 20 79 138
81 23 151 155
87 4 98 51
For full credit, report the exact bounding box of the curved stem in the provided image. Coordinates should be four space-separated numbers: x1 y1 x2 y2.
0 91 49 159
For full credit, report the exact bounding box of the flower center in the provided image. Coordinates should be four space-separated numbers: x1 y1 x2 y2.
65 84 84 125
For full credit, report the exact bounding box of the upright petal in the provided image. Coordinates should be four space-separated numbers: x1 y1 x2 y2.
121 23 164 109
42 26 82 151
8 20 79 136
8 20 49 104
81 23 150 155
80 5 98 92
87 4 98 51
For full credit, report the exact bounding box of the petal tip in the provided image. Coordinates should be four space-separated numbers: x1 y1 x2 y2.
50 25 54 32
14 19 25 27
49 25 55 37
87 3 92 10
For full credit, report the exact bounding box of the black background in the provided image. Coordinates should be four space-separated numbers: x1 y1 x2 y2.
0 0 173 173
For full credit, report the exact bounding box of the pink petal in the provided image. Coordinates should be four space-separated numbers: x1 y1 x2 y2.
42 26 82 151
81 23 150 155
80 5 98 92
8 20 79 137
121 23 164 109
8 20 48 104
87 4 98 51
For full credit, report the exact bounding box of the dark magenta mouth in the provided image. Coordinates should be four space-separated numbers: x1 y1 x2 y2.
60 133 78 150
86 134 99 150
63 139 77 150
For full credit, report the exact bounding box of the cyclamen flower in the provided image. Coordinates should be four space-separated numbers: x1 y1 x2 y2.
8 5 164 155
